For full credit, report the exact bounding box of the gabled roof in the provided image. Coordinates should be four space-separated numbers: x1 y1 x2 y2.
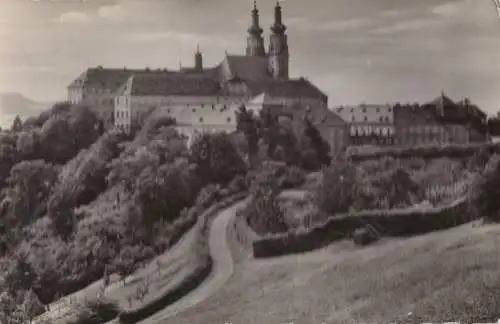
221 55 271 81
247 92 274 107
67 67 169 91
429 92 456 108
282 103 347 126
245 78 327 100
116 73 224 97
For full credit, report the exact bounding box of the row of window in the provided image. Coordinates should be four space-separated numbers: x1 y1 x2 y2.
338 106 393 113
351 116 391 122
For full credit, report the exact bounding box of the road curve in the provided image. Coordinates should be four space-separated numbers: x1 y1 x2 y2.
138 198 250 323
138 189 308 324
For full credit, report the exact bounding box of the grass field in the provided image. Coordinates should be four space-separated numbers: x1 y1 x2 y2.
170 221 500 324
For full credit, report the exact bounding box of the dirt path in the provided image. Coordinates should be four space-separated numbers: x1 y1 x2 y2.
137 198 249 323
139 190 307 324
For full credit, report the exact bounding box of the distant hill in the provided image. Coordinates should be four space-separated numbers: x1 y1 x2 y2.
0 92 54 128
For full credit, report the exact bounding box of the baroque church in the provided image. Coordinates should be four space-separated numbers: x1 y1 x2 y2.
66 1 341 147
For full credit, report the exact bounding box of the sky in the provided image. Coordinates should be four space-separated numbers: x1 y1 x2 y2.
1 0 500 115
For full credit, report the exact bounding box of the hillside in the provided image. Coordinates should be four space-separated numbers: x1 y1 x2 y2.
170 221 500 324
0 92 53 127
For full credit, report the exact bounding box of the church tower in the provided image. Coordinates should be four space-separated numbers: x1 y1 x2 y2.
194 45 203 71
268 1 289 79
246 1 266 57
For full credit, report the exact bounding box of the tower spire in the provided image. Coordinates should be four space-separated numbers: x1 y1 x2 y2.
246 1 266 56
194 45 203 71
268 1 289 79
271 1 286 33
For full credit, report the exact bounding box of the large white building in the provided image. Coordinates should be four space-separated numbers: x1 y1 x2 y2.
67 2 329 143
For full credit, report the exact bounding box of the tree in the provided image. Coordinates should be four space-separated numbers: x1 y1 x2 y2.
189 132 246 186
16 130 41 161
10 115 23 133
235 105 260 165
302 118 331 169
68 105 100 151
39 115 76 164
4 253 37 294
4 159 58 226
244 170 288 235
134 158 198 229
314 161 358 215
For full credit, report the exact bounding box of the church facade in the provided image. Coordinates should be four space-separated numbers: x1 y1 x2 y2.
67 2 330 146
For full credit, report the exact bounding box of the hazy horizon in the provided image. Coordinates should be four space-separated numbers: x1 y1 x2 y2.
1 0 500 114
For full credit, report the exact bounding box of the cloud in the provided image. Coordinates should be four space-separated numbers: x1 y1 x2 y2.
289 17 372 32
97 4 126 22
432 1 462 17
126 31 235 48
58 11 91 24
372 18 444 34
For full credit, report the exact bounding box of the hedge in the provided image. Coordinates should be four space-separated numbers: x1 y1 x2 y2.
253 197 471 258
118 191 248 324
232 208 261 249
347 142 500 162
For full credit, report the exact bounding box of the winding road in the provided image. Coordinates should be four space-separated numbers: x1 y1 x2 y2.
138 190 306 324
138 198 250 323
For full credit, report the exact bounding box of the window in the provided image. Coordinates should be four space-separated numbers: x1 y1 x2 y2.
227 117 231 123
364 116 368 122
201 104 204 108
352 116 355 122
362 107 367 113
199 117 204 123
379 116 383 122
192 108 196 112
376 107 380 113
212 104 215 110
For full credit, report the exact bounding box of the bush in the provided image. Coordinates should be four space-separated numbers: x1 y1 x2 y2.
314 161 358 215
468 154 500 222
252 197 471 258
68 298 120 324
242 172 288 235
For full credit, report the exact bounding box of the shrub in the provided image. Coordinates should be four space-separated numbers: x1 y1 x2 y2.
468 154 500 222
68 298 120 324
243 172 288 235
314 161 358 215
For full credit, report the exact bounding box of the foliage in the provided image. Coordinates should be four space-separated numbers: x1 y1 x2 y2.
189 132 247 186
314 161 358 215
301 118 331 169
3 159 58 228
68 298 120 324
11 115 23 133
235 105 260 165
242 170 288 235
468 154 500 222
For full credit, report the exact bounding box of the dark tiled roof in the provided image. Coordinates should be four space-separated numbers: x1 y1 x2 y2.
429 92 456 108
282 103 346 126
67 67 170 91
119 73 224 97
393 104 441 125
246 78 327 100
222 55 271 81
